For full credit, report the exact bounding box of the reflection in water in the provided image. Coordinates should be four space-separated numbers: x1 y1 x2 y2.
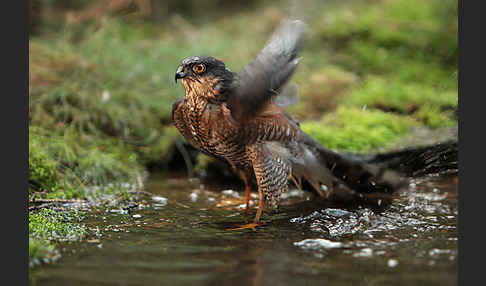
250 247 264 286
31 173 458 286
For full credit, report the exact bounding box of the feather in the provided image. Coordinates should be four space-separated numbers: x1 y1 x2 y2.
228 19 307 123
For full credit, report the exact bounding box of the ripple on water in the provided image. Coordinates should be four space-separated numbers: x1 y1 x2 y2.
289 178 457 254
290 208 374 237
32 175 458 286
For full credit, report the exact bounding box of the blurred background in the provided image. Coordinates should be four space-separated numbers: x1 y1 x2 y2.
29 0 458 197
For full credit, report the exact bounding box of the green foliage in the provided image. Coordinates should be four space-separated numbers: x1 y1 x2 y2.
301 107 414 152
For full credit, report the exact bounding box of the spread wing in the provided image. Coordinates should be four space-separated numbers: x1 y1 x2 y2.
228 19 307 123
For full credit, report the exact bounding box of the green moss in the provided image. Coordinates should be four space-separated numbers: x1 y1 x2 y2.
29 209 87 242
301 107 415 152
29 238 60 269
415 105 457 129
29 127 142 199
341 77 457 128
315 0 457 66
29 133 60 193
308 0 457 131
29 209 87 268
137 126 182 167
290 65 358 118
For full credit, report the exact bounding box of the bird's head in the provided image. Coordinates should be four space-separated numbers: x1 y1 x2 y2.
175 56 233 103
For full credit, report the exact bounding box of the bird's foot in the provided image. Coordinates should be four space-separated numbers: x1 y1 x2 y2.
228 223 260 231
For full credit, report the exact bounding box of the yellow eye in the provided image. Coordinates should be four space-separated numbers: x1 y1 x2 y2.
193 63 206 74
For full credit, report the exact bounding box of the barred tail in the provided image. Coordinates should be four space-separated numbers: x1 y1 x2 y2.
294 132 457 205
357 141 458 178
291 132 407 204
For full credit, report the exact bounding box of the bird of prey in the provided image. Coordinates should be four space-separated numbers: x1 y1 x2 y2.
172 20 405 227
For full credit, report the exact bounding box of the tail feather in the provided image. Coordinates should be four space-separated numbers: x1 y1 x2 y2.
359 141 458 177
289 142 335 197
289 132 408 204
291 132 457 205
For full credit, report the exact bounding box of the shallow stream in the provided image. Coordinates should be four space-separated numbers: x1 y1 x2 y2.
32 173 458 286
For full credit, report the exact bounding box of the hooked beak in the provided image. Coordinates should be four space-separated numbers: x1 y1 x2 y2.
175 66 186 83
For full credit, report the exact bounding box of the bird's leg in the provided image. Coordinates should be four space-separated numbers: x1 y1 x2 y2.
241 182 252 224
228 187 262 231
253 187 264 223
245 184 251 212
228 177 263 231
227 169 259 231
229 143 291 231
234 168 252 217
237 172 251 212
228 185 261 231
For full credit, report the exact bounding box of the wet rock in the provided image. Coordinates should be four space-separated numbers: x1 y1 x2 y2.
293 238 343 250
353 248 373 257
189 192 198 202
221 189 240 198
151 196 168 205
387 259 399 267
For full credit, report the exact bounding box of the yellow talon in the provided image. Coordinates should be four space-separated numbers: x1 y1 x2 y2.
228 223 259 231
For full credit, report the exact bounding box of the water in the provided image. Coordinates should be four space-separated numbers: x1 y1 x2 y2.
31 173 458 286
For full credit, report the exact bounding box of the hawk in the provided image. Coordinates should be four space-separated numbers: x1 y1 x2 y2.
172 20 404 226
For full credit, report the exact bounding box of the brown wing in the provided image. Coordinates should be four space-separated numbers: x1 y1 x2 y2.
244 102 336 198
244 102 300 143
227 20 307 123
